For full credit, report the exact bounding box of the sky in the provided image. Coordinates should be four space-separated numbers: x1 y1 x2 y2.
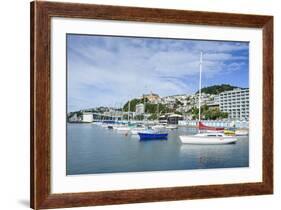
67 34 249 112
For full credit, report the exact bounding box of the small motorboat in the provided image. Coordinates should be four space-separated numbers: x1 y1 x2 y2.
224 129 235 135
235 129 249 136
166 125 178 130
138 130 168 140
130 127 146 135
179 132 237 145
91 121 103 126
115 126 131 132
151 124 166 130
101 124 109 128
107 125 114 129
112 124 123 130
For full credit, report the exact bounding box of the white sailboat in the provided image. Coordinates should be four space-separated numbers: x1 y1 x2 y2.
115 126 131 132
151 124 166 130
151 102 168 130
180 132 237 144
166 125 178 130
130 126 146 135
179 52 237 145
91 121 103 126
116 98 133 133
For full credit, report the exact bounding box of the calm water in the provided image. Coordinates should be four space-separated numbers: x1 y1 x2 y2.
66 123 249 175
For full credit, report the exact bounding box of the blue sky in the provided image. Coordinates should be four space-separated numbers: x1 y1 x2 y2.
67 34 249 112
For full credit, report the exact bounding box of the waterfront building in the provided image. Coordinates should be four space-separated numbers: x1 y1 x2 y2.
81 112 93 122
158 113 183 124
68 113 80 122
219 88 249 120
168 114 183 124
103 110 123 121
159 115 168 124
206 95 220 110
135 103 145 115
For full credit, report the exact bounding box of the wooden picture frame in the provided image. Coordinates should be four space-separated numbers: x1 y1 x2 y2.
30 1 273 209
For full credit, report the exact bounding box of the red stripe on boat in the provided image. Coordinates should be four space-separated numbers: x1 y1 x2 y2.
198 122 224 131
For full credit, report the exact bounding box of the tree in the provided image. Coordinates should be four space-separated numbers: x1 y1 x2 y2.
196 84 240 95
123 98 143 112
123 98 171 116
174 111 183 115
148 113 157 120
188 106 228 120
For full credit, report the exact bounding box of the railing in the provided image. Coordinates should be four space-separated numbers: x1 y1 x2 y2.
178 120 249 128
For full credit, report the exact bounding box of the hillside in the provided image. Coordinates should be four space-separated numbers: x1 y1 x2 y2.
123 98 171 114
197 84 240 95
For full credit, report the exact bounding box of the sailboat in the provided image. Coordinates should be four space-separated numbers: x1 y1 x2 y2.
166 124 178 130
179 52 237 145
115 98 133 132
151 103 165 130
130 125 146 135
151 124 166 130
137 93 168 140
179 132 237 144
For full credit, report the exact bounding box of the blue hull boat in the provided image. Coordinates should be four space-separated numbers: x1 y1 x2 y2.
138 132 168 140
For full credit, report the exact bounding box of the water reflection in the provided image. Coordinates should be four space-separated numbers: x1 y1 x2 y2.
67 123 249 175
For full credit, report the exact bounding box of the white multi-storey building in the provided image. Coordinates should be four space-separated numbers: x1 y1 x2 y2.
135 103 145 115
219 88 249 120
81 112 93 122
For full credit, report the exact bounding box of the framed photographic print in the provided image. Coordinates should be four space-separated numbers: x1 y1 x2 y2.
30 1 273 209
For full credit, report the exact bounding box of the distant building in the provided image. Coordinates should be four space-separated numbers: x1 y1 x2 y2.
206 95 220 110
158 113 183 124
187 93 217 109
68 113 80 122
143 92 160 103
159 115 168 124
167 114 183 124
207 103 220 110
214 95 220 104
135 103 145 115
219 88 249 120
81 112 93 122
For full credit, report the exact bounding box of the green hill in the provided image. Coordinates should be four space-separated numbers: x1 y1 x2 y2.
196 84 240 95
123 98 171 114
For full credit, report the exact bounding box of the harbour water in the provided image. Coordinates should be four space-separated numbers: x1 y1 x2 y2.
66 123 249 175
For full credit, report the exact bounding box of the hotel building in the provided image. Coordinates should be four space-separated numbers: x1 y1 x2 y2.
219 88 249 120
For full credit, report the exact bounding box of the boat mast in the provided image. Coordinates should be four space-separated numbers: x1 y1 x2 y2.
143 94 145 122
116 102 119 122
198 51 203 123
121 102 123 121
128 98 131 122
157 102 159 122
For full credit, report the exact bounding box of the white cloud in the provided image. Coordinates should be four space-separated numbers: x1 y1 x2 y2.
67 36 248 111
